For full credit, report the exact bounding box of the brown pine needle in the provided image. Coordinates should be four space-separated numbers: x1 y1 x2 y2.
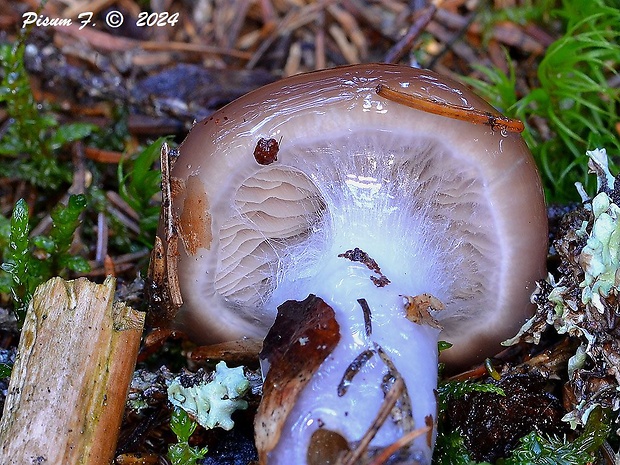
367 425 432 465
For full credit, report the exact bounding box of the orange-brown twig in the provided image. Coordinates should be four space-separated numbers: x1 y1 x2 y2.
376 84 524 133
367 425 432 465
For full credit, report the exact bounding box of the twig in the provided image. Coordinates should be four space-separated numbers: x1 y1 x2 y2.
246 0 337 69
376 83 525 133
339 376 404 465
384 2 439 64
315 6 326 70
425 2 479 69
367 425 432 465
96 211 108 263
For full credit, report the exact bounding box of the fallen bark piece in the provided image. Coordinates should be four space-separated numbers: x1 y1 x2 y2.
0 276 145 464
255 295 341 463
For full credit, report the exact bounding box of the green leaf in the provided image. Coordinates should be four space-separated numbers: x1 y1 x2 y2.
0 39 96 189
438 341 453 353
62 256 91 274
2 199 30 285
50 123 97 150
118 137 170 246
0 195 90 325
49 194 88 257
434 431 492 465
0 199 31 321
437 380 505 410
170 408 197 442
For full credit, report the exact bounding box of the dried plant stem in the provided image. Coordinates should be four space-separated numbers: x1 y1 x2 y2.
339 376 405 465
376 84 525 133
384 2 439 64
367 425 432 465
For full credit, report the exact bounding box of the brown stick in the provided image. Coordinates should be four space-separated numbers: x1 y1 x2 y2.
384 2 439 64
0 277 144 464
366 425 432 465
339 377 404 465
375 84 525 133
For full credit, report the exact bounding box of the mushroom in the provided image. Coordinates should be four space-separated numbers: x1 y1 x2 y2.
159 64 547 464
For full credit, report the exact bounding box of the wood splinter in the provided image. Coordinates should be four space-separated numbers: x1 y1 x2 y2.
0 276 145 464
146 142 183 326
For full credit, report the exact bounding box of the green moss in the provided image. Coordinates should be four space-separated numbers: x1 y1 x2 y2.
0 195 90 325
434 398 611 465
501 407 612 465
0 40 97 190
167 408 208 465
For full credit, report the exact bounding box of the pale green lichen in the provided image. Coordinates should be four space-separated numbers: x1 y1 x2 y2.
506 154 620 344
167 361 250 431
562 399 600 430
503 273 577 346
578 151 620 313
505 147 620 437
586 147 615 192
567 343 587 379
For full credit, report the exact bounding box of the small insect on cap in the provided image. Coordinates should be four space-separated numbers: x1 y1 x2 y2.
163 63 547 369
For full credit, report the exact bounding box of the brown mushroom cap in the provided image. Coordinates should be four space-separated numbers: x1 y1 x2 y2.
166 63 547 368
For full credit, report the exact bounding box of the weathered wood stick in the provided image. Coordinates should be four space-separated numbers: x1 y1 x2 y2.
0 276 144 464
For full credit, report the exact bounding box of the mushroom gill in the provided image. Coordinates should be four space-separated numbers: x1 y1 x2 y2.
162 63 548 464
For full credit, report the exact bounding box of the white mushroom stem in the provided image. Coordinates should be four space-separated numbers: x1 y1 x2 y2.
263 182 442 463
268 263 440 463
